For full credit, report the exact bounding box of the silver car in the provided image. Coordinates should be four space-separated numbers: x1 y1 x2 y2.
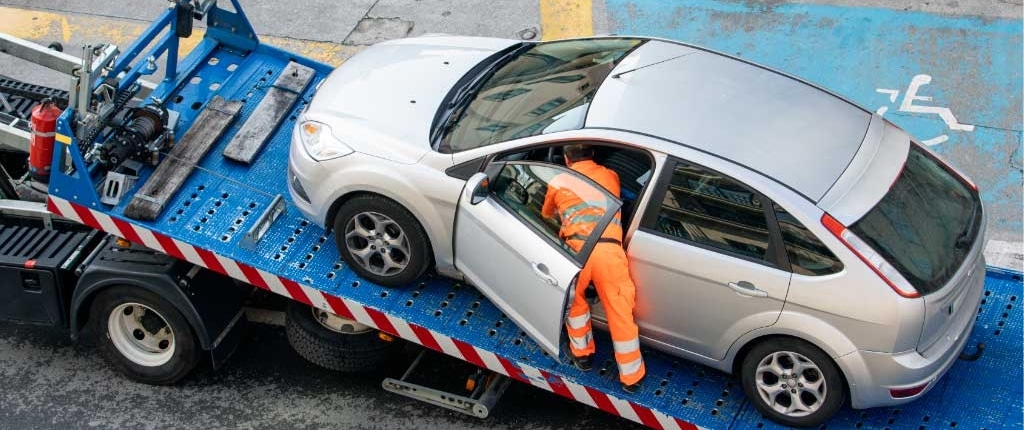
287 36 986 427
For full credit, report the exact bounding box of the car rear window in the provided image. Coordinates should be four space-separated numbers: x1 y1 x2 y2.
849 145 982 295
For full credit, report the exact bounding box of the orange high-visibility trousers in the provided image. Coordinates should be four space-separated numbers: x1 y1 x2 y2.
565 242 646 386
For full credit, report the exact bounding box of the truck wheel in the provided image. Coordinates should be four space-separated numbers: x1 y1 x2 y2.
740 338 845 428
333 194 431 287
89 286 200 385
286 301 402 372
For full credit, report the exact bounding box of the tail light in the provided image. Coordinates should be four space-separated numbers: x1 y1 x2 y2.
821 213 920 298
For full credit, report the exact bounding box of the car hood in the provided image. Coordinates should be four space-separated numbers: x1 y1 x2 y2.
305 36 519 164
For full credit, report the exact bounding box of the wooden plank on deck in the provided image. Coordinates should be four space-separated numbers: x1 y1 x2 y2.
222 61 314 164
124 96 243 220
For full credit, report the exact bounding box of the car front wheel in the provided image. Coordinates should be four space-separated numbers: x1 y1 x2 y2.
740 338 845 428
333 194 431 287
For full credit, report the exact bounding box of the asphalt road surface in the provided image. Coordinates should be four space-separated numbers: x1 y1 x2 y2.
0 314 643 430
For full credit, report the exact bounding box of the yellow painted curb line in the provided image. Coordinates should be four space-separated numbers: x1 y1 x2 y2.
0 6 352 67
540 0 594 40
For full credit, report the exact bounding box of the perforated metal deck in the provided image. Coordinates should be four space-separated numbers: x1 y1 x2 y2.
46 32 1023 430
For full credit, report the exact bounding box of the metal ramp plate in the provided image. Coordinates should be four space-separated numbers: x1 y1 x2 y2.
46 41 1024 430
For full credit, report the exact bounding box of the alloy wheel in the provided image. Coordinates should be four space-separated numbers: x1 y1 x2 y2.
754 350 827 417
344 211 412 277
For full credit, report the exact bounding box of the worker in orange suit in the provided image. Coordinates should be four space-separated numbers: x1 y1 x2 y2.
541 144 645 393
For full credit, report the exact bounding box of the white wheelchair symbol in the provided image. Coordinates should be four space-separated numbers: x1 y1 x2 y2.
875 74 974 146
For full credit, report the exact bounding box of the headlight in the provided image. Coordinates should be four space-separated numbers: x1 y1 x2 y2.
299 121 354 161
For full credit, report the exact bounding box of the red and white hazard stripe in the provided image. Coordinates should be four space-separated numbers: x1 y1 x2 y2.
47 195 703 430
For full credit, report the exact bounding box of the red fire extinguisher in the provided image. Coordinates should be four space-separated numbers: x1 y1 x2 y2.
29 99 61 183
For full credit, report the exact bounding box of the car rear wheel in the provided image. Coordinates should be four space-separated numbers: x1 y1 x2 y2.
740 338 845 428
333 194 431 287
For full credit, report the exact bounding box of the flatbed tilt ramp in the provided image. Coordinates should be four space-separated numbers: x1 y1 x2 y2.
38 2 1022 429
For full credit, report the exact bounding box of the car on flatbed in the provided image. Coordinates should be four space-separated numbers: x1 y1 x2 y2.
286 36 986 427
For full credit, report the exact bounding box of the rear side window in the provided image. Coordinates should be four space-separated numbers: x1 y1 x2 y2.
849 145 982 294
646 161 772 263
772 203 843 275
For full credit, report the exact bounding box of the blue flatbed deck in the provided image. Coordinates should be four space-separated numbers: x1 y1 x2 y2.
44 4 1023 429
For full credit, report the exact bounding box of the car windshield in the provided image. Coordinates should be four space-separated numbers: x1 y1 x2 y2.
849 144 982 295
439 38 644 152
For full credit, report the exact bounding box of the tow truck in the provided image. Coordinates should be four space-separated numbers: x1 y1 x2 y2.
0 1 1020 428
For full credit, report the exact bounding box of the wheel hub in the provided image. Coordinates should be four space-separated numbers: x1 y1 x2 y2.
344 211 411 277
754 350 827 418
312 307 373 334
107 302 176 367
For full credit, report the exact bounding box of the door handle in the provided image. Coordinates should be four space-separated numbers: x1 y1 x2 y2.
531 262 558 287
728 281 768 298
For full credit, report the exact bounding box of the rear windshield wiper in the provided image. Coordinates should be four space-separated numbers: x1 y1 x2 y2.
954 205 978 250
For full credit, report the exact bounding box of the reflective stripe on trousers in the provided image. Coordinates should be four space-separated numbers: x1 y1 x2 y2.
566 309 595 356
612 338 644 383
566 243 645 385
567 311 590 329
569 331 594 352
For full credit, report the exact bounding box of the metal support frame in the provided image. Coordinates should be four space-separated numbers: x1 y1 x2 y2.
0 199 57 229
48 0 263 210
382 350 512 419
0 33 156 99
0 120 29 152
203 0 259 52
73 43 120 125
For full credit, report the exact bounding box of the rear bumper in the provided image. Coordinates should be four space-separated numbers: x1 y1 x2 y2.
839 258 985 408
835 259 987 409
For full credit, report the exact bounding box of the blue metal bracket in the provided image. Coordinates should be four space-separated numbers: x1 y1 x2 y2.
49 112 101 209
204 0 259 53
107 7 179 92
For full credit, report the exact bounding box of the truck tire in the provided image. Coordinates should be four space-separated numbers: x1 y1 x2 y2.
333 194 432 288
88 286 201 385
285 301 402 372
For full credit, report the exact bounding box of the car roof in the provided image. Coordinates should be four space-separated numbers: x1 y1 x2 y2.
585 40 872 202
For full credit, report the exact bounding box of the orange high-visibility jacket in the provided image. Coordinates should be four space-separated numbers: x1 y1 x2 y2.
541 160 623 251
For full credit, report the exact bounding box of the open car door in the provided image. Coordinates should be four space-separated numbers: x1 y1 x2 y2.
454 161 621 357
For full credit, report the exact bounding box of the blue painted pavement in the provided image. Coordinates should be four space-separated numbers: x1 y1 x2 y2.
605 0 1023 243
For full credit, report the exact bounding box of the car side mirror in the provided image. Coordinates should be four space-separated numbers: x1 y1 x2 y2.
467 172 490 205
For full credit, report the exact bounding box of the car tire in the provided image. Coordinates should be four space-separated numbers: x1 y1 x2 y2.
333 194 432 288
740 338 846 428
285 301 403 372
88 286 201 385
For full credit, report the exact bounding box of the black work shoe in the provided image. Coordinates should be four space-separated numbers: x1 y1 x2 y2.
622 378 643 394
571 355 593 372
